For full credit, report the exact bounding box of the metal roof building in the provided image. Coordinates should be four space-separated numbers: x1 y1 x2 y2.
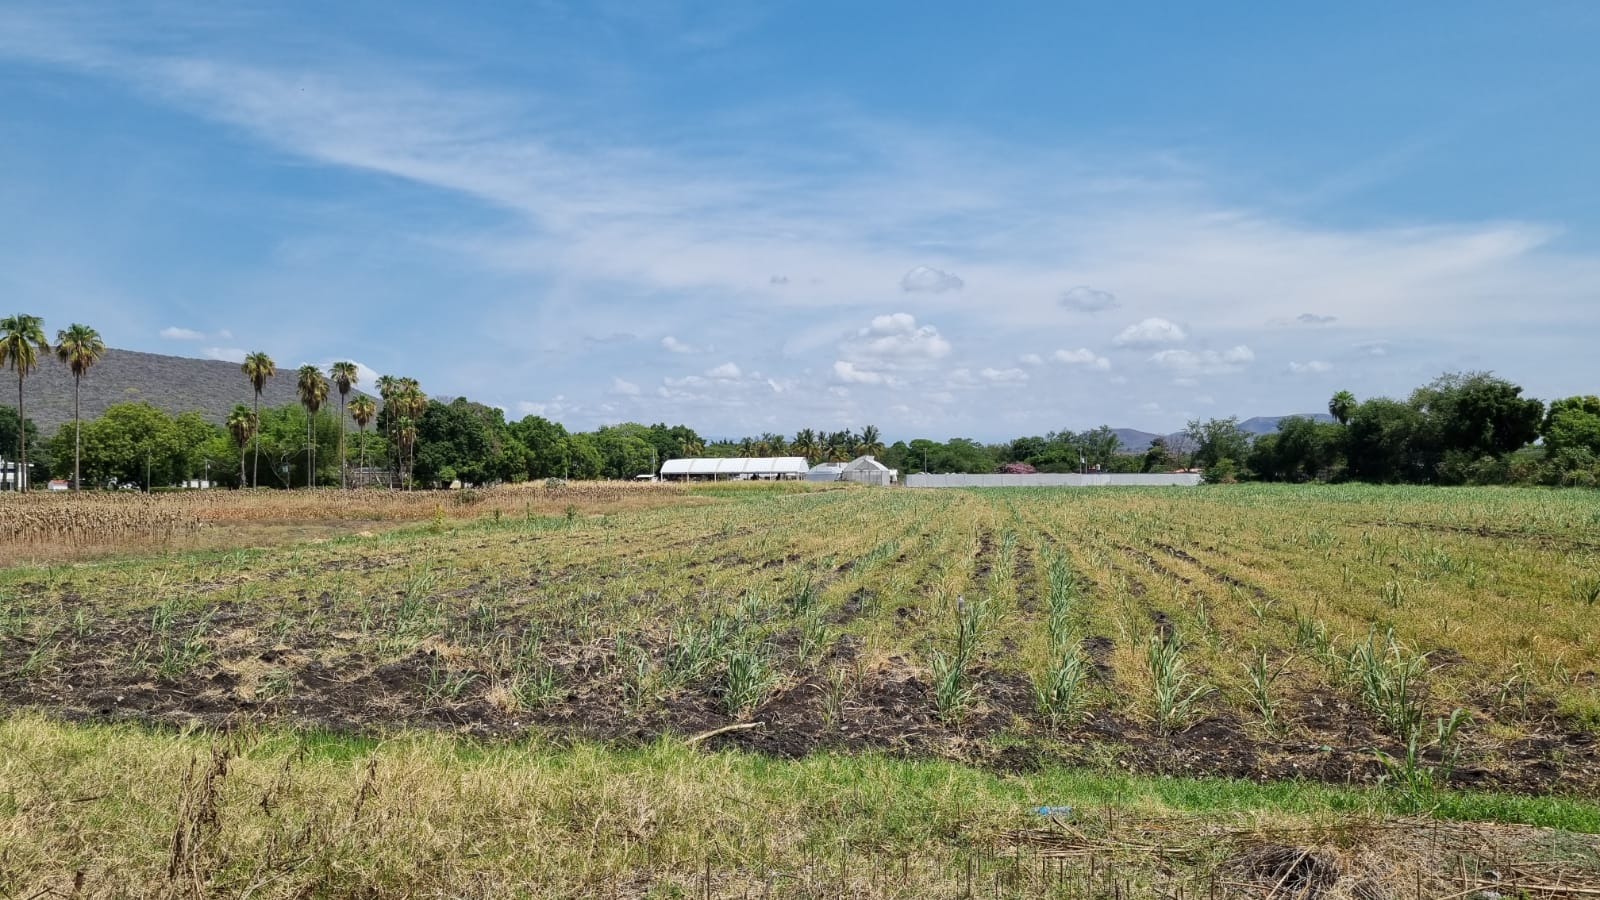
659 457 810 480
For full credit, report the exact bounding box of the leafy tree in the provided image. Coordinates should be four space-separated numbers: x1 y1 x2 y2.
1411 372 1543 467
1247 417 1343 482
0 313 50 490
50 402 184 489
792 428 821 464
1184 417 1250 479
593 425 657 479
566 433 604 479
55 322 105 490
413 398 517 485
329 361 359 488
1141 436 1173 473
241 352 276 487
509 415 570 479
1542 395 1600 455
1346 398 1424 482
0 405 40 488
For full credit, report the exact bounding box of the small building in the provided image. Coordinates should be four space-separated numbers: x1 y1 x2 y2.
659 457 810 481
841 455 897 486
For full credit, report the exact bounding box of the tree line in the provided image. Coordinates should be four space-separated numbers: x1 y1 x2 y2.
3 311 1594 489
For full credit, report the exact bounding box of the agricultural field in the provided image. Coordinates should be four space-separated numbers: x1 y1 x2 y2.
3 483 1600 897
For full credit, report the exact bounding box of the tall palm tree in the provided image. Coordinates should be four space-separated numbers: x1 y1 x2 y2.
226 405 256 488
0 314 50 491
349 394 377 485
1328 390 1357 426
857 425 884 458
792 428 819 464
296 365 330 488
396 379 426 489
54 323 105 491
329 361 358 488
241 352 276 487
375 374 399 482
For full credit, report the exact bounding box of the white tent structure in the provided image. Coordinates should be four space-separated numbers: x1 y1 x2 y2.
841 455 896 486
659 457 809 480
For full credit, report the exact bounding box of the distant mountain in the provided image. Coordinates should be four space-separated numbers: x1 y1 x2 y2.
1112 428 1165 452
1111 414 1335 453
1237 413 1336 434
12 348 371 435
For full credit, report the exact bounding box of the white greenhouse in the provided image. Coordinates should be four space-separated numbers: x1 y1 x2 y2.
658 457 810 481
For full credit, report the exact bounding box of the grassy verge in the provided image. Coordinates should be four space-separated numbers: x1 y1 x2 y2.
3 713 1598 898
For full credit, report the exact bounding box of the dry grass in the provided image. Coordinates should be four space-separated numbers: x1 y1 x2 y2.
0 481 725 563
3 713 1598 899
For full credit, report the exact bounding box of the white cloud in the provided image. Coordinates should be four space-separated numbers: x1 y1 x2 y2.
202 347 246 363
517 396 573 418
1019 353 1043 366
1149 345 1255 376
846 313 952 364
1356 341 1390 357
1052 348 1112 370
1059 285 1119 312
979 367 1028 384
1114 317 1188 348
661 335 696 354
833 360 889 385
1296 313 1337 325
706 362 742 379
899 265 964 293
1288 360 1333 374
611 377 641 395
161 326 205 340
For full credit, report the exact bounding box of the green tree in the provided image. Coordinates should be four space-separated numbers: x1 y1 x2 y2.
1346 398 1424 482
54 323 106 490
1328 390 1357 426
566 432 604 479
1184 417 1250 480
509 415 571 479
1141 436 1173 473
1411 372 1543 463
349 394 378 479
0 314 50 490
241 352 276 487
296 365 330 488
1541 395 1600 455
51 402 182 489
226 405 256 487
0 406 40 488
856 425 885 457
329 361 359 488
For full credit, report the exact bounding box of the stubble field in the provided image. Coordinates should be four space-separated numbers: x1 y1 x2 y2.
3 483 1599 897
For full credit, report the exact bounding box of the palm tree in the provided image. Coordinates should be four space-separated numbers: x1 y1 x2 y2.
1328 390 1357 426
0 314 50 491
375 374 399 482
329 361 359 488
349 394 377 484
296 365 329 488
857 425 884 458
391 378 425 489
54 323 105 491
241 352 276 487
226 405 256 488
792 428 819 464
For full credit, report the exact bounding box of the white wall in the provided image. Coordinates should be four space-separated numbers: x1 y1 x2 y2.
904 473 1202 488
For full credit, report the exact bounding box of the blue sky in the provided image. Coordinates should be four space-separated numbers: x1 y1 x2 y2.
3 2 1597 440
